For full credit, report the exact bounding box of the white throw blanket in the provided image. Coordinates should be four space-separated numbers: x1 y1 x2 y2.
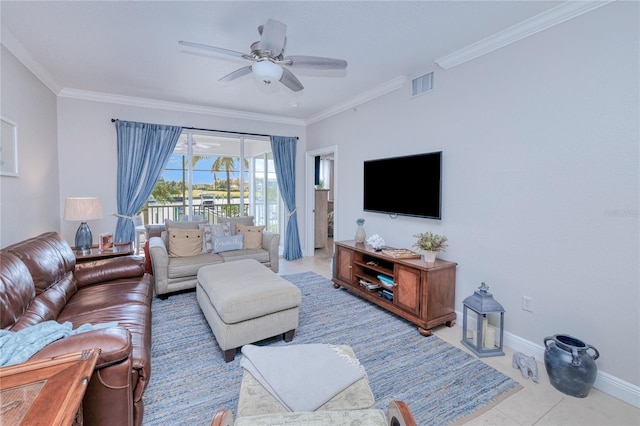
0 320 118 367
240 344 367 412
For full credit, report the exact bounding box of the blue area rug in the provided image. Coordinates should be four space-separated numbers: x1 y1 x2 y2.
143 271 521 425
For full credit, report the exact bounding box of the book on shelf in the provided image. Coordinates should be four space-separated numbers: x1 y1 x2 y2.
380 248 420 259
377 274 394 285
359 279 380 291
378 289 394 301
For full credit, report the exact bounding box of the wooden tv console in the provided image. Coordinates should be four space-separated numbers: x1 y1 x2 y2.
332 240 457 336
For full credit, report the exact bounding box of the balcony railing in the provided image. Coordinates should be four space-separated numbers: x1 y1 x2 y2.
143 203 249 225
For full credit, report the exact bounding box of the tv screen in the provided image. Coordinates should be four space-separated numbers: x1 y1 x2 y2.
363 151 442 219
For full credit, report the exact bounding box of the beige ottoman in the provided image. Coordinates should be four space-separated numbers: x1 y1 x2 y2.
197 259 302 362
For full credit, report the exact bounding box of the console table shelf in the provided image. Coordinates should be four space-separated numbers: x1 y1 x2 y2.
332 240 457 336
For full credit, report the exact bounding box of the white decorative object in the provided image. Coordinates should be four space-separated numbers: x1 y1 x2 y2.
484 327 496 349
366 234 385 251
512 352 539 383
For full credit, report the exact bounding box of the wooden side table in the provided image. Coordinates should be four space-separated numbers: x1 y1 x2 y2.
0 349 99 426
74 242 134 263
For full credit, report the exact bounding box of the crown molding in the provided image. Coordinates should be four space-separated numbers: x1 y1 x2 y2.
58 89 306 126
435 0 615 70
306 75 408 125
1 27 61 95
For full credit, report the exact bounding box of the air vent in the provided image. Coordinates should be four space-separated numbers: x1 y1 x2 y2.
411 72 434 97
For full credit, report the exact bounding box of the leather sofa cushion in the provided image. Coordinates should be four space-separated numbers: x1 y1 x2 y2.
168 252 224 279
75 256 145 287
62 278 153 314
4 232 75 294
10 274 77 331
0 251 36 329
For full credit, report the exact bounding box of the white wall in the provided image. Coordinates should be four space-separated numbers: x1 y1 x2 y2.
0 47 60 246
307 3 639 390
56 98 306 246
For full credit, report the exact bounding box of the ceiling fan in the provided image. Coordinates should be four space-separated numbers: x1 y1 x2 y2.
179 18 347 92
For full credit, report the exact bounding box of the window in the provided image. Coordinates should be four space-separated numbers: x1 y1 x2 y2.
145 131 280 233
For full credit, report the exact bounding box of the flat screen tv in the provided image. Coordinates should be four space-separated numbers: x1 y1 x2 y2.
363 151 442 219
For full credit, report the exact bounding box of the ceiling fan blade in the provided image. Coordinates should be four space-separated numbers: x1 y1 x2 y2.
260 19 287 57
179 40 248 59
283 55 348 70
279 67 304 92
219 66 253 82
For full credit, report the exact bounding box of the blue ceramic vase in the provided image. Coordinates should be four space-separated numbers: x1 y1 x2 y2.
544 334 599 398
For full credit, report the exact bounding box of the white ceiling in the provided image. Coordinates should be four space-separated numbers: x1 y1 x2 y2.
3 1 581 123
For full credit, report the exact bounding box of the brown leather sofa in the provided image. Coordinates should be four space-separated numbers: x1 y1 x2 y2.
0 232 153 426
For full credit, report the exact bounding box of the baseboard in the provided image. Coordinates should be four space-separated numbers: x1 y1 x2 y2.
455 310 640 408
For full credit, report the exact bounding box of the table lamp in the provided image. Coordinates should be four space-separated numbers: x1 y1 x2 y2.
64 197 103 254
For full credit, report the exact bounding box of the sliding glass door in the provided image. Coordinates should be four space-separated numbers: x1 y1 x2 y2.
145 131 280 233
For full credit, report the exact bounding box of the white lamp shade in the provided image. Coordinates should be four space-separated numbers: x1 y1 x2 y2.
252 60 283 85
64 197 103 221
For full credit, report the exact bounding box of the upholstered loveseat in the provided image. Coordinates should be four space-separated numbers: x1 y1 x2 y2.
0 232 152 426
148 217 279 298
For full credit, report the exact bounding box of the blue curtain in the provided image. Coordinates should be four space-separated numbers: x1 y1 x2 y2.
114 120 182 242
270 135 302 260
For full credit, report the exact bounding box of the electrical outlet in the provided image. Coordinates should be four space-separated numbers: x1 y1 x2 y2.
522 296 533 312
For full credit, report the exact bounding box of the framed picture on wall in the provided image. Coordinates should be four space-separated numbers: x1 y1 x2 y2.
99 233 114 251
1 117 18 177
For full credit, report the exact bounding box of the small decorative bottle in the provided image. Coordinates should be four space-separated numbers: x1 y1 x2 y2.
355 218 366 243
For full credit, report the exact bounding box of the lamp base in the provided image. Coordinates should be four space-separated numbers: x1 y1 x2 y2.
75 222 93 254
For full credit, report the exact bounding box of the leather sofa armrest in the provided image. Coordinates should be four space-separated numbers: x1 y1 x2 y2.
210 409 234 426
28 326 132 368
387 400 418 426
261 231 280 273
75 256 145 288
148 236 169 295
29 327 135 426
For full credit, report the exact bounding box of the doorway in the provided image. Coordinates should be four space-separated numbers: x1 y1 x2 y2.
305 146 338 259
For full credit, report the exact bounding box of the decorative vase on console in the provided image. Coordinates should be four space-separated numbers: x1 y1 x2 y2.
422 251 438 263
412 231 448 264
355 218 366 243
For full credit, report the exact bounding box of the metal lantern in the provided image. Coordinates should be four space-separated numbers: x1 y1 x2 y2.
461 282 505 357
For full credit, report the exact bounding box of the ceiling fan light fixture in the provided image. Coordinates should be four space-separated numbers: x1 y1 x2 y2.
252 60 283 85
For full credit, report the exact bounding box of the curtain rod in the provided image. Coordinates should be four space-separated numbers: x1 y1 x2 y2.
110 119 298 140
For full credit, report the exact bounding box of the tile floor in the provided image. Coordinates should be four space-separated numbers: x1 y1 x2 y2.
278 253 640 426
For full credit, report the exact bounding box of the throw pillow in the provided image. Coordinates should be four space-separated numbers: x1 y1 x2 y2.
199 223 231 253
218 216 255 235
237 224 265 250
168 228 203 257
211 234 244 253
